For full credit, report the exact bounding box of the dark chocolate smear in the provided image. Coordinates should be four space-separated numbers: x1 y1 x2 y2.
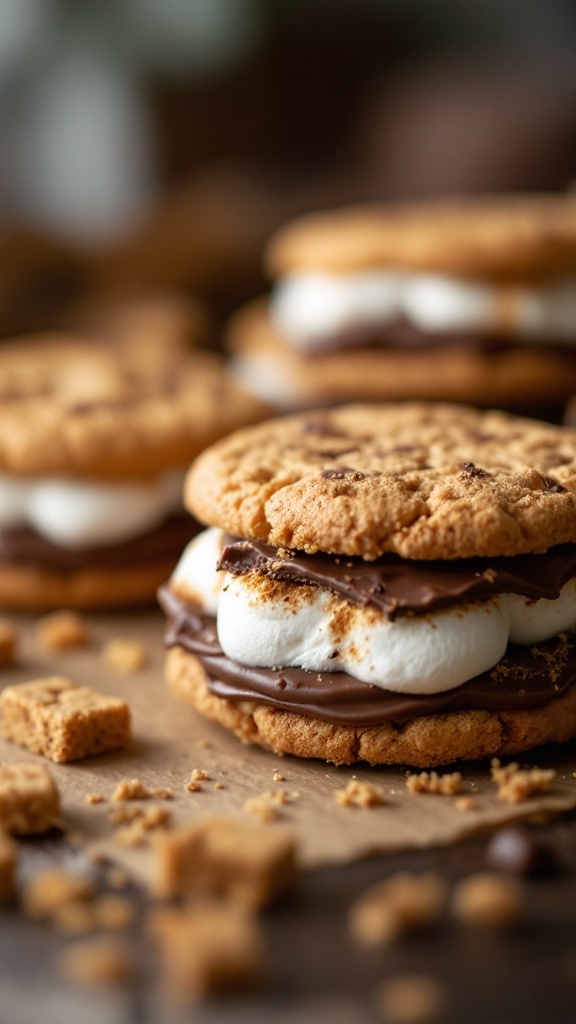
158 586 576 726
0 515 200 571
218 540 576 621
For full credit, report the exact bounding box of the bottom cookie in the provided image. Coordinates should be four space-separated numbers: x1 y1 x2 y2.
0 560 180 611
166 646 576 768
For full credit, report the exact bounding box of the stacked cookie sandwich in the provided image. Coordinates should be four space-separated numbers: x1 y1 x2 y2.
160 403 576 767
0 335 266 609
229 195 576 412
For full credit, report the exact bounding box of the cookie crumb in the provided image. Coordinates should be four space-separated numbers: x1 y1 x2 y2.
374 974 445 1023
0 677 130 762
244 794 280 822
58 938 134 988
115 804 170 847
406 771 462 795
109 804 143 825
37 611 90 652
0 618 17 666
0 762 60 835
151 787 173 800
153 817 297 909
214 781 224 790
85 793 104 805
184 781 201 793
94 894 135 932
491 759 556 803
335 779 385 808
0 834 17 903
103 638 146 673
190 768 210 781
451 872 524 928
273 771 286 782
350 873 447 947
23 869 95 921
455 797 476 812
113 778 150 802
148 903 263 999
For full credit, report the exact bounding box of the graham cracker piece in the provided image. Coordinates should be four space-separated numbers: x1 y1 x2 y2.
36 611 90 652
103 639 147 673
148 903 263 999
58 937 134 988
406 771 462 795
153 816 298 909
451 872 524 928
0 834 17 902
374 974 445 1023
0 762 60 835
350 873 447 947
23 869 95 921
0 618 17 666
0 676 131 762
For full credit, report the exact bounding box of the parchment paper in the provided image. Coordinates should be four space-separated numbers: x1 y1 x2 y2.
1 611 575 884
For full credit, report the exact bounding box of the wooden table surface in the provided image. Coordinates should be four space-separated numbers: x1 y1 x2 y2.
1 809 575 1024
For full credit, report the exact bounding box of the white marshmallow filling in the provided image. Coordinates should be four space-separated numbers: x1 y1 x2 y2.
271 271 576 352
170 528 576 697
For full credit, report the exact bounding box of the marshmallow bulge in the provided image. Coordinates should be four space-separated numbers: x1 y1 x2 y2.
171 529 576 697
0 469 185 550
271 271 576 350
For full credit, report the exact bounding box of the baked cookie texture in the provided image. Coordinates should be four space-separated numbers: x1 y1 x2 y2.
266 194 576 280
186 403 576 561
0 336 268 480
229 299 576 411
166 647 576 768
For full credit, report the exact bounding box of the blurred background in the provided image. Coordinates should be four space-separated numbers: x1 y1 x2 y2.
2 0 576 338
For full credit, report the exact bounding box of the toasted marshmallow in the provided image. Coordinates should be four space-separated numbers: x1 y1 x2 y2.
0 469 185 549
171 528 576 696
271 271 576 350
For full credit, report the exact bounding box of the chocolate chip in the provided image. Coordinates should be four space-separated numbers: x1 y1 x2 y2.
485 827 558 878
321 467 365 480
540 475 566 493
460 462 490 479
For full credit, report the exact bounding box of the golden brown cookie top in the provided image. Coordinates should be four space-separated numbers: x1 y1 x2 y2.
266 195 576 282
0 335 267 479
185 403 576 560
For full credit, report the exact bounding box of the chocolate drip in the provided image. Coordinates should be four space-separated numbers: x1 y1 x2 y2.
158 586 575 726
219 540 576 620
0 515 200 571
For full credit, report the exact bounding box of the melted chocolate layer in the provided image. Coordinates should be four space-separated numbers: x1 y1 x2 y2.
219 540 576 620
159 586 576 726
0 515 200 571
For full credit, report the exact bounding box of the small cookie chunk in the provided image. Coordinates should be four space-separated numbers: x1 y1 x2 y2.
335 780 385 807
153 816 298 908
186 403 576 560
0 835 17 902
113 779 150 801
0 762 60 835
406 771 462 795
451 872 524 928
148 903 263 999
0 618 17 666
103 639 147 673
58 938 134 988
0 676 130 762
491 759 556 803
36 610 90 652
349 873 447 947
23 869 95 920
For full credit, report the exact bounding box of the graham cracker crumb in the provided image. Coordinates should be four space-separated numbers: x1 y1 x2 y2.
451 872 524 928
491 759 556 804
0 834 17 903
151 787 173 800
0 762 60 835
190 769 210 781
23 869 95 921
455 797 477 812
113 778 150 802
109 804 143 825
115 805 170 846
153 817 298 909
214 782 224 790
0 618 17 666
273 771 286 782
335 779 385 808
148 903 263 999
406 771 462 795
103 638 146 673
374 974 445 1023
244 795 280 822
85 793 104 805
184 781 201 793
58 938 134 988
350 873 447 947
0 676 130 762
37 611 90 652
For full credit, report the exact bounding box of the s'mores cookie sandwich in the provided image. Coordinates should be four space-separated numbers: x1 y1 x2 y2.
229 195 576 412
160 403 576 767
0 335 266 609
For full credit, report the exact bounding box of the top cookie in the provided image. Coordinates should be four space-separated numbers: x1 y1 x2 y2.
0 335 267 479
185 403 576 560
266 195 576 282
